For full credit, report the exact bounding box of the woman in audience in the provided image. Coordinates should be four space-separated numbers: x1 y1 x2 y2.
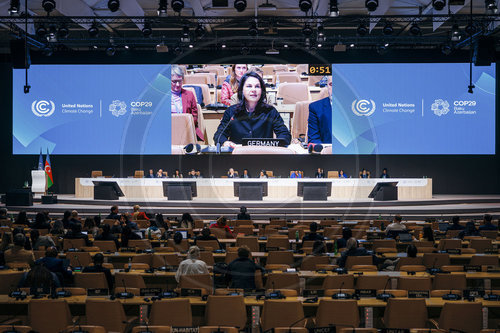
459 221 481 239
61 210 72 229
15 211 30 225
336 227 352 249
83 217 99 237
32 212 51 230
382 244 417 271
30 229 56 250
221 64 248 106
155 213 169 229
175 246 209 282
95 223 120 250
145 220 162 240
179 213 194 229
19 263 60 293
422 226 435 242
210 216 233 238
132 205 149 220
50 220 65 235
121 225 142 247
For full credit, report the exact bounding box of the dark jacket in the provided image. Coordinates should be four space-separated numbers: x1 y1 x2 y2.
237 212 251 220
337 247 374 268
213 103 291 145
227 257 264 290
35 256 72 285
308 97 332 144
82 265 113 290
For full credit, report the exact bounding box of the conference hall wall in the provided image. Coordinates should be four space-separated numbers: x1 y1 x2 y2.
1 49 499 195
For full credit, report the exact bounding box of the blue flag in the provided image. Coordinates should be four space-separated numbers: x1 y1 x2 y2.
38 148 43 170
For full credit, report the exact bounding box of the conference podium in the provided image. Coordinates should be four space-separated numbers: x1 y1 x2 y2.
234 182 268 201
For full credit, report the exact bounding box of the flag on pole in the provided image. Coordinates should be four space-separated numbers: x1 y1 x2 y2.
38 148 44 170
44 148 53 189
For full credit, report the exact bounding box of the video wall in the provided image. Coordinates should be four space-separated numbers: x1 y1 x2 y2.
12 63 495 155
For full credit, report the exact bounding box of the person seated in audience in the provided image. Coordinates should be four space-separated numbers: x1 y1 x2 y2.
421 226 435 243
240 169 251 178
311 240 327 256
195 228 222 249
459 221 481 239
147 169 155 178
479 214 497 231
61 210 72 229
48 220 64 236
145 220 162 240
359 168 370 178
385 215 407 239
227 168 238 178
259 170 268 178
221 64 248 106
121 225 142 247
179 213 194 229
154 213 170 230
30 229 55 250
83 217 99 238
132 205 149 221
106 205 120 220
315 168 325 178
308 76 333 144
302 222 324 243
15 211 30 225
447 216 464 231
210 216 233 238
82 253 113 290
5 234 35 267
382 244 417 271
35 247 72 286
70 210 81 225
337 237 374 268
188 169 197 178
380 168 390 178
12 227 31 250
336 227 352 249
175 246 209 282
64 223 91 247
173 169 183 178
120 213 139 231
95 223 120 250
237 206 251 220
0 232 12 253
171 65 204 141
227 246 264 290
0 208 8 221
32 212 51 230
173 231 184 246
18 262 60 293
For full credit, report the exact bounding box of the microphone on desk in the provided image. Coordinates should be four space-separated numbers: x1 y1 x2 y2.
376 277 393 301
116 278 134 299
286 315 310 333
442 288 461 300
73 255 83 272
427 257 441 275
483 284 500 301
216 116 234 154
307 143 323 154
331 281 351 299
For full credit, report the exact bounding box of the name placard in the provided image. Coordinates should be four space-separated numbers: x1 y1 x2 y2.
356 289 377 298
446 249 461 255
242 138 287 147
87 288 109 296
140 288 162 296
303 289 325 297
408 290 430 298
180 288 202 297
464 265 482 272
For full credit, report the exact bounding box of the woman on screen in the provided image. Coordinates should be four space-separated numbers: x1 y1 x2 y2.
338 170 348 178
171 65 204 141
221 64 248 106
359 169 370 179
213 72 291 146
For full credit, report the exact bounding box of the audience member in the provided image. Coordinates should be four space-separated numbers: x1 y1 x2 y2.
315 168 325 178
302 222 324 242
237 206 251 220
382 244 417 271
385 215 407 238
83 217 99 237
195 228 222 249
211 216 233 238
61 210 72 229
82 253 113 290
4 234 35 267
64 223 91 246
32 212 51 230
0 208 8 221
175 246 209 282
69 210 81 226
337 237 374 268
132 205 149 221
336 227 352 249
145 220 162 240
459 221 481 239
0 232 12 252
95 223 120 250
227 246 264 290
221 64 248 106
447 216 464 231
30 229 56 250
121 225 142 247
18 263 60 293
422 226 435 242
311 240 327 255
106 205 120 220
121 213 139 231
154 213 169 229
35 247 72 286
15 211 30 225
479 214 497 231
13 227 32 250
179 213 194 229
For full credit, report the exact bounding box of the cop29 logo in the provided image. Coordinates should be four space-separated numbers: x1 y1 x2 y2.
32 100 55 117
431 99 450 116
351 99 376 116
109 100 127 117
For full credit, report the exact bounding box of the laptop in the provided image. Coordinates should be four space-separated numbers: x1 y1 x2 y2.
399 233 413 242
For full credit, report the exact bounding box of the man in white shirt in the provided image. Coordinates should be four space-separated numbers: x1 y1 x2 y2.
175 246 209 282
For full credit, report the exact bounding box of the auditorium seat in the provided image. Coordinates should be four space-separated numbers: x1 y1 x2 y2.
0 326 33 333
480 230 498 239
171 113 197 146
433 302 483 333
236 236 259 252
382 298 429 329
149 299 192 326
277 83 310 104
355 275 390 290
161 253 181 266
91 170 103 178
397 276 432 291
327 171 339 178
197 240 221 251
345 255 373 269
178 274 213 294
234 225 254 236
372 239 397 252
376 289 407 297
274 65 289 73
315 299 360 328
0 271 24 294
432 273 467 291
260 300 305 332
265 273 300 292
134 170 144 178
412 240 435 248
351 264 377 271
128 239 152 250
56 287 86 295
395 256 423 270
469 238 493 253
399 265 427 272
85 299 138 333
29 299 74 333
93 240 117 252
469 254 499 266
322 274 355 289
115 272 146 289
224 251 239 264
167 239 189 252
299 255 330 271
63 238 86 250
266 251 294 266
123 262 150 270
74 272 108 290
205 295 247 328
423 253 450 268
266 237 290 250
437 239 462 251
199 251 215 266
132 326 171 333
69 252 92 267
277 72 300 83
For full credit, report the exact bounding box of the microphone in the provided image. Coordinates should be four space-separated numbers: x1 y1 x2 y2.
442 288 461 300
73 255 83 272
376 278 393 301
216 116 234 154
483 284 500 301
307 143 323 154
332 281 351 299
116 279 134 299
287 315 309 333
427 257 441 275
184 143 201 155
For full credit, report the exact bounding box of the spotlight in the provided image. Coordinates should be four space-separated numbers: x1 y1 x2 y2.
450 23 461 41
106 46 116 56
36 25 47 38
47 24 57 41
42 0 56 13
409 23 421 36
142 21 152 37
124 45 130 49
158 0 167 16
108 0 119 12
485 0 498 13
302 24 313 36
465 22 477 35
330 0 339 16
9 0 20 15
350 43 355 47
234 0 247 12
383 22 393 35
441 43 453 55
432 0 445 11
365 0 378 11
174 45 183 55
88 23 99 38
283 44 288 48
240 46 250 55
171 0 184 13
42 46 53 57
357 23 368 36
181 25 190 42
248 21 258 36
221 44 226 48
299 0 312 12
317 25 326 42
189 44 193 48
195 24 205 37
377 43 388 55
57 24 69 38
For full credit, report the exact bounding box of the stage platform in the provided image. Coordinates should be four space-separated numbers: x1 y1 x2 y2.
3 194 500 220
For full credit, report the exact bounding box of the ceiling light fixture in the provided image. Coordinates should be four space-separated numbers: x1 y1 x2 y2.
107 0 119 12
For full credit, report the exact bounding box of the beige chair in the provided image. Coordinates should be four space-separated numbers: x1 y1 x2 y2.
134 170 144 178
184 83 212 106
322 274 355 289
69 252 92 267
171 113 197 146
197 239 221 251
327 171 339 178
232 146 296 154
315 299 360 328
372 239 397 252
291 101 313 140
74 272 108 290
274 65 289 73
149 299 192 326
85 299 137 332
265 273 301 292
299 255 330 271
355 275 390 290
93 240 117 252
114 272 146 289
383 298 428 329
184 74 209 85
296 64 308 75
437 239 462 251
345 256 373 269
63 238 86 250
277 83 310 104
397 276 432 291
29 299 74 333
469 254 499 266
132 327 171 333
433 302 483 333
423 253 450 268
260 300 305 332
266 251 294 266
469 238 493 253
91 170 103 178
277 72 301 83
178 274 213 294
236 236 259 252
205 295 247 328
129 239 152 250
432 273 466 291
267 237 290 250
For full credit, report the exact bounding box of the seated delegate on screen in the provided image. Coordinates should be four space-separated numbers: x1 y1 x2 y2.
307 76 333 144
213 72 291 146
